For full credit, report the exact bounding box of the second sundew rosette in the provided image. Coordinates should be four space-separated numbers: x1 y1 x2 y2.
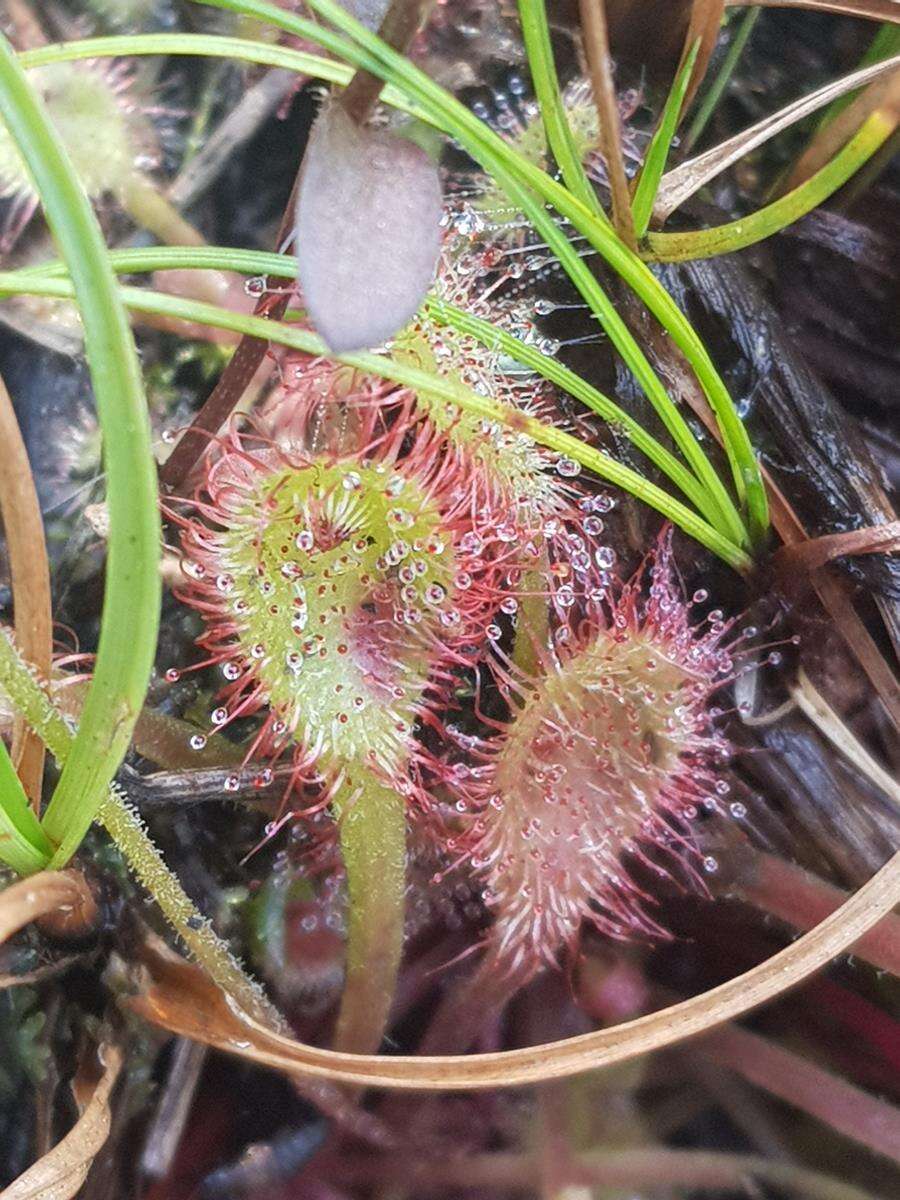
171 356 534 1051
419 529 742 1051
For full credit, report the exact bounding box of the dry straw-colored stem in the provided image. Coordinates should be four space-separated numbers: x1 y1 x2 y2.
791 667 900 806
578 0 637 248
0 870 96 945
781 69 900 191
0 373 52 811
132 847 900 1089
0 1042 122 1200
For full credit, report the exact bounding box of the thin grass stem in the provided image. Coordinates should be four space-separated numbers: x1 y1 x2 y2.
0 269 753 572
0 35 161 868
684 9 762 153
518 0 608 218
13 244 728 534
647 110 896 260
632 41 700 237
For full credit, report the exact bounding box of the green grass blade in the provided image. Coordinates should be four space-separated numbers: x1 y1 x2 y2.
0 737 53 875
0 270 752 573
20 22 762 548
0 34 161 868
646 110 896 261
632 39 701 238
684 10 761 154
13 243 730 534
20 33 425 118
517 0 606 217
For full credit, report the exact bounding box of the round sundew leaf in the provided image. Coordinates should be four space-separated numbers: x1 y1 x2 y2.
295 103 443 354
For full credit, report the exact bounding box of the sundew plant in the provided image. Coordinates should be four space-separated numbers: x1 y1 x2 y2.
0 0 899 1194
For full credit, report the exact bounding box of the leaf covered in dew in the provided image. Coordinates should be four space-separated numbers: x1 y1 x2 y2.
295 104 443 354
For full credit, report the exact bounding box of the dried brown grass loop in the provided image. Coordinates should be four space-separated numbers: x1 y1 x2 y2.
0 871 96 947
128 850 900 1089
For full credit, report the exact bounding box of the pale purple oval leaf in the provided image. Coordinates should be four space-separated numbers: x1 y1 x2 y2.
295 104 443 354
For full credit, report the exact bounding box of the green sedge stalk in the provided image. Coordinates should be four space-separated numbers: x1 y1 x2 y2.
632 41 700 238
0 270 752 573
0 35 161 869
517 0 607 218
18 34 421 115
15 244 729 534
424 298 722 526
646 110 896 262
18 21 764 546
684 10 761 154
474 160 749 549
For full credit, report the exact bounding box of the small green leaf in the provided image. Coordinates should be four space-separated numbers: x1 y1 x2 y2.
632 39 701 239
0 738 52 875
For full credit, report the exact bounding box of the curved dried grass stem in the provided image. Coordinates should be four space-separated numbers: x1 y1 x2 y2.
0 869 95 945
0 372 51 811
728 1 900 20
791 668 900 806
0 1041 122 1200
577 0 637 247
132 847 900 1088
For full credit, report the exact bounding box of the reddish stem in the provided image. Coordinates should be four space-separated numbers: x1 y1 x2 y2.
327 1146 881 1200
696 1022 900 1164
737 851 900 977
